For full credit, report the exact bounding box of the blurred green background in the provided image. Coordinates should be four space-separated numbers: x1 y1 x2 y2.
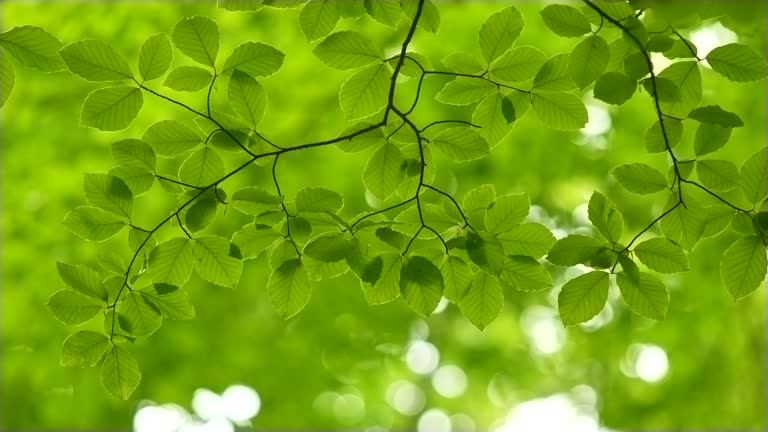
1 1 766 430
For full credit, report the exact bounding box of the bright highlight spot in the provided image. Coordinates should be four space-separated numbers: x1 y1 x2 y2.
495 393 599 432
434 297 449 314
134 403 189 432
418 409 452 432
690 22 738 60
386 380 426 416
192 388 226 421
520 306 565 355
582 104 612 137
405 340 440 375
635 345 669 383
221 385 261 423
431 365 468 398
621 343 669 383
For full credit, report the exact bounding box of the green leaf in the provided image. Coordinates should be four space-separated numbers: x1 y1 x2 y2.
304 234 353 262
268 258 311 318
112 139 156 172
460 273 502 330
464 184 495 215
140 284 195 320
363 141 406 201
81 86 143 131
616 271 668 320
364 0 402 27
56 262 107 300
661 195 706 251
485 193 529 234
547 235 602 266
142 120 201 156
401 0 440 33
386 51 429 78
0 26 65 72
138 33 172 81
231 186 281 215
644 118 682 153
634 237 689 273
63 206 126 241
163 66 212 92
702 205 735 238
194 236 243 288
178 146 225 187
222 42 285 77
0 50 14 108
588 191 623 243
740 147 768 205
642 77 681 103
442 52 484 74
500 255 551 292
431 127 490 162
435 77 496 106
61 331 109 367
48 290 104 324
706 43 766 82
441 256 472 302
497 222 555 258
148 237 195 286
611 163 667 195
101 345 141 400
172 16 219 68
184 198 217 232
376 227 406 250
623 52 650 80
569 35 609 89
558 271 609 326
117 292 162 337
299 0 340 42
472 91 513 146
466 231 505 275
336 122 384 152
621 16 648 46
694 123 731 156
696 159 739 191
540 4 591 38
296 187 343 213
339 63 390 121
228 70 267 127
663 37 698 60
657 61 701 118
593 72 636 105
59 39 133 81
479 6 524 64
533 53 576 91
363 252 402 305
531 91 587 130
83 173 133 219
233 224 281 259
646 35 674 52
687 105 744 128
731 213 755 236
721 235 767 300
313 30 380 70
490 46 546 83
110 165 155 196
399 256 443 316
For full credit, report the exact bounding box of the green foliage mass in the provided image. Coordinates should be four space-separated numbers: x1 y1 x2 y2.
1 0 766 429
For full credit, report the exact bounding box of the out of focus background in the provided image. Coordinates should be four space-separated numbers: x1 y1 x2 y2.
1 1 766 430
